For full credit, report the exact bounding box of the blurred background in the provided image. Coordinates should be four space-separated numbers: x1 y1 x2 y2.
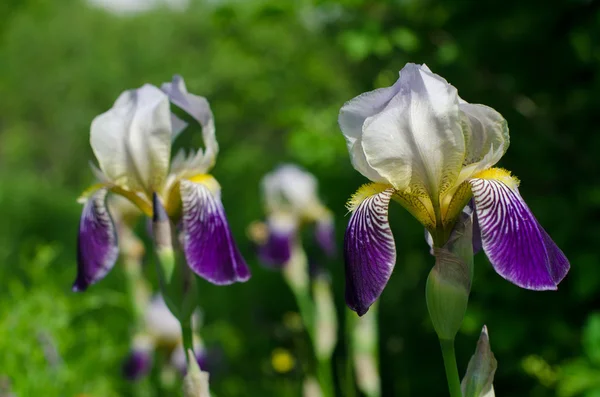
1 0 600 395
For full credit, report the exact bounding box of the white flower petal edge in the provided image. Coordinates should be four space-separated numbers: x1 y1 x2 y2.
91 84 172 193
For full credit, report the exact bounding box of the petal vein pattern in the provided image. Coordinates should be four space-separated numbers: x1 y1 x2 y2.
344 188 396 316
180 180 250 284
470 178 569 290
74 188 119 291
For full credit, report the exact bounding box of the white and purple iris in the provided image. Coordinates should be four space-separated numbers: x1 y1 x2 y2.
339 63 570 316
257 164 335 268
74 75 250 291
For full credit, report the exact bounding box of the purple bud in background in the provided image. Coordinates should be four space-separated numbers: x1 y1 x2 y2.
122 349 152 381
314 215 336 258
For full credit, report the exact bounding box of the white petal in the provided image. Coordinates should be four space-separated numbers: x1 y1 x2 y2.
361 64 464 196
455 102 509 185
262 164 321 214
91 84 172 193
339 74 403 181
162 75 218 175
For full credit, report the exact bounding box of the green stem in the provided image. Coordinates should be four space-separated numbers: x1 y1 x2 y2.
181 316 194 366
317 357 335 397
344 309 357 397
439 338 462 397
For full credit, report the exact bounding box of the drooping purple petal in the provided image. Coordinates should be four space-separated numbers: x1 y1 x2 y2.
470 178 569 290
180 180 250 284
258 227 294 269
73 188 119 291
122 349 152 381
344 188 396 316
315 217 336 258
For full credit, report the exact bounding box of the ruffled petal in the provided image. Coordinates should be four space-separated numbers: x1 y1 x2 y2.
90 84 172 193
73 188 119 291
162 75 218 174
361 63 464 196
470 177 569 290
180 179 250 284
344 186 396 316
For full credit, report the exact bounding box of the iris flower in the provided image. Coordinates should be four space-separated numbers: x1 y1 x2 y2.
255 164 335 267
339 63 569 315
75 76 249 291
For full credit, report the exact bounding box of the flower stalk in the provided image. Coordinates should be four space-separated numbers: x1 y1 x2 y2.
440 338 463 397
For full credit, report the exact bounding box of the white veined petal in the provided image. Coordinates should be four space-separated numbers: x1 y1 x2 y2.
91 84 172 193
361 63 464 196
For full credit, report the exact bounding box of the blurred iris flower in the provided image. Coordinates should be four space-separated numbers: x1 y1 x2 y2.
253 164 335 268
339 63 570 315
123 294 208 380
74 75 249 291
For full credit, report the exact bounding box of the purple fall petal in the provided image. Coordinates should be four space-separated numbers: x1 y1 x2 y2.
258 228 293 268
315 217 336 258
122 349 152 381
73 188 119 291
470 178 569 290
344 188 396 316
180 180 250 284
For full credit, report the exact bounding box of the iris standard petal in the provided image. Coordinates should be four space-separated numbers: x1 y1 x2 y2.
90 84 172 193
470 177 569 290
344 186 396 316
339 78 403 181
262 164 319 214
361 63 464 196
180 179 250 284
73 188 119 291
162 75 218 174
455 102 509 185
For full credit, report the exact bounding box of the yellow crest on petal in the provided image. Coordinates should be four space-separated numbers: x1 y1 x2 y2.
473 167 520 190
346 183 392 212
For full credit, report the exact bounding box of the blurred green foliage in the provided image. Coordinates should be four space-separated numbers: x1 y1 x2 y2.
1 0 600 395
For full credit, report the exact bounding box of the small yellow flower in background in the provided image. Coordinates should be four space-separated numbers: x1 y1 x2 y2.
271 348 295 374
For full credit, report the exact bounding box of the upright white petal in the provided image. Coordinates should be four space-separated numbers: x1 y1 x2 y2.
455 101 509 185
339 79 404 182
91 84 172 193
262 164 321 215
162 75 218 175
361 63 464 196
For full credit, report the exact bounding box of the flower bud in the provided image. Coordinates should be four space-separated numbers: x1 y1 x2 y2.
183 349 211 397
461 326 497 397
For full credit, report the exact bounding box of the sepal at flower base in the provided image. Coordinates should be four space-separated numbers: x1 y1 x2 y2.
152 193 199 323
461 326 497 397
426 209 474 340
